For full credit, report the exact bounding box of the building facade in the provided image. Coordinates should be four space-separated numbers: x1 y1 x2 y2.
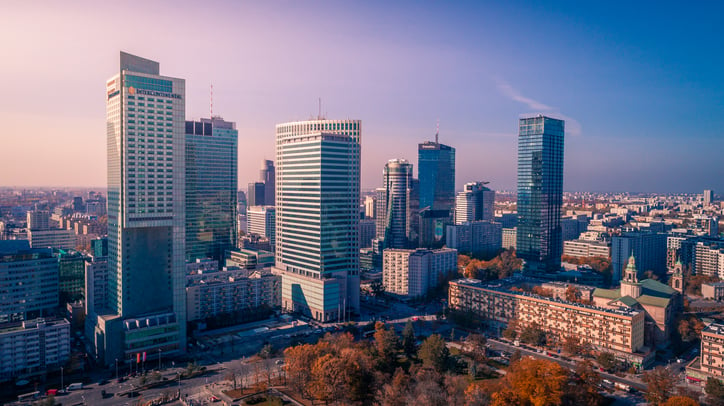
611 232 667 281
0 243 58 323
449 278 649 366
455 181 495 224
27 228 76 250
185 116 238 263
516 115 565 273
446 221 502 257
378 159 413 249
383 248 457 299
418 138 455 212
95 52 187 366
274 119 361 322
563 239 611 259
247 206 276 252
0 318 70 381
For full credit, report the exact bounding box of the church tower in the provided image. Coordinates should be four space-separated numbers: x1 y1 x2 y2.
670 259 684 294
620 254 643 298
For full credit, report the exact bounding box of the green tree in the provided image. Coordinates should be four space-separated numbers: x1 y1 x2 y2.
402 320 416 357
418 334 449 373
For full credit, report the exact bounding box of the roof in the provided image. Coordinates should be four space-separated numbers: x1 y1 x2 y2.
613 296 640 307
593 288 621 299
636 295 671 308
593 277 675 309
640 279 676 297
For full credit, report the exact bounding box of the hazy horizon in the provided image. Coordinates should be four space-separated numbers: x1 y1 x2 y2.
2 1 723 194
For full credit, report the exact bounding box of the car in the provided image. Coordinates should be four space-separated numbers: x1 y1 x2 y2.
209 395 220 402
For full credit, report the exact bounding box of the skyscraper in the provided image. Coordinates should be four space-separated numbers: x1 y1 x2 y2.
260 160 276 206
274 119 361 322
247 206 276 252
379 159 413 249
516 115 564 273
247 182 266 206
185 117 238 264
455 181 495 224
418 136 455 212
95 52 186 366
704 189 715 207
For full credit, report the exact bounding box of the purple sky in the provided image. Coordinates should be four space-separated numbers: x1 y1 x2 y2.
1 1 723 193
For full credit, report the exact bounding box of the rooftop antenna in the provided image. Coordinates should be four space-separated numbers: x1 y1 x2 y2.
435 118 440 143
210 83 213 118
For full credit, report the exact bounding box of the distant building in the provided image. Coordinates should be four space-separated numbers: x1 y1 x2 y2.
90 237 108 258
693 215 719 237
701 282 724 301
0 318 70 381
383 248 457 299
359 219 376 249
687 322 724 384
26 210 50 231
260 160 276 206
563 239 611 259
446 221 502 257
517 115 565 273
455 182 495 224
239 234 272 252
377 159 413 249
226 248 275 270
27 228 76 250
692 240 724 278
418 137 455 212
611 231 667 281
364 195 377 219
495 213 518 229
247 206 276 252
0 242 58 323
502 227 517 250
56 249 88 304
417 208 452 249
704 190 715 207
247 182 266 207
84 256 108 321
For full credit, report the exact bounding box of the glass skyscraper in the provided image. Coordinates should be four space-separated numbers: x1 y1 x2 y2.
185 117 238 264
418 140 455 211
516 115 565 273
378 159 413 249
274 119 361 322
94 52 186 366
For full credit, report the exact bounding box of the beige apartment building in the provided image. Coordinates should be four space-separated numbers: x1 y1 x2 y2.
449 278 651 367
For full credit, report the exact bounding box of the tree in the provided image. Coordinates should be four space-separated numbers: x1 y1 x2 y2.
503 319 519 340
377 367 411 406
503 357 568 406
565 285 581 302
562 336 581 355
464 333 487 363
661 396 700 406
371 280 386 297
418 334 449 373
520 323 546 346
258 343 273 359
563 359 604 406
464 382 492 406
643 366 677 405
596 352 616 371
402 320 417 357
374 322 400 370
509 349 522 365
706 377 724 406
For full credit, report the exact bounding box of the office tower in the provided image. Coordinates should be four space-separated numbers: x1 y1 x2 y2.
274 118 361 322
374 187 387 238
704 190 714 207
611 231 667 282
455 181 495 224
0 241 58 323
96 52 186 366
27 210 50 231
502 227 517 250
380 159 413 249
91 237 108 258
247 182 266 206
418 136 456 211
57 249 88 304
516 115 565 273
247 206 276 252
260 160 276 206
185 117 238 263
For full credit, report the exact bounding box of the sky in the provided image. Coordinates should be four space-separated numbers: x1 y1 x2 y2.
1 1 723 193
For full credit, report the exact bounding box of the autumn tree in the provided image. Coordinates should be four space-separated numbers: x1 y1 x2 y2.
565 285 582 302
418 334 450 373
464 382 492 406
596 352 616 371
563 359 604 406
464 333 487 363
407 367 447 406
520 323 546 346
377 367 411 406
562 335 581 355
661 396 700 406
374 322 400 370
531 286 554 297
643 366 678 405
499 357 568 406
503 319 519 340
284 341 330 398
706 377 724 406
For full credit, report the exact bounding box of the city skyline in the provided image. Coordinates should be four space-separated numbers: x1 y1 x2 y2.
2 2 724 193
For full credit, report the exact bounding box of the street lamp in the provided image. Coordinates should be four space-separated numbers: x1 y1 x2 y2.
60 366 64 392
158 348 162 371
115 358 119 381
